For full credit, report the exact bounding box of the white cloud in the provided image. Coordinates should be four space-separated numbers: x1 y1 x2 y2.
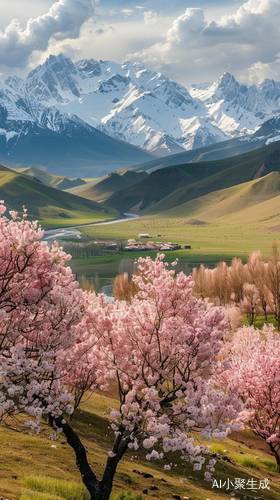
0 0 99 67
166 8 207 44
128 1 280 85
130 9 207 68
205 0 280 42
3 0 280 87
120 9 134 16
144 11 159 25
243 59 280 84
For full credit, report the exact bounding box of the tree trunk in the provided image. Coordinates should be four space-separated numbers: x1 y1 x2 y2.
54 416 129 500
274 453 280 473
267 442 280 473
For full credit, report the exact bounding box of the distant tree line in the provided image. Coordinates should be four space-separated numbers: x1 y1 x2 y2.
61 240 102 258
192 242 280 328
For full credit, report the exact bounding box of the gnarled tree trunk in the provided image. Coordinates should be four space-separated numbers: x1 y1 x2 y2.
54 416 129 500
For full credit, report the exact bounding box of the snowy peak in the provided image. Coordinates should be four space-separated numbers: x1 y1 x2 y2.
1 53 280 158
26 53 82 103
76 58 102 77
259 78 280 105
216 73 267 114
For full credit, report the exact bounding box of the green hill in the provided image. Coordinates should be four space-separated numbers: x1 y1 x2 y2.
0 164 119 228
105 140 280 214
159 171 280 224
66 170 148 203
12 166 86 190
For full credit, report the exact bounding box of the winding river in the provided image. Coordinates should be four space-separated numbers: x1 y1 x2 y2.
43 213 140 241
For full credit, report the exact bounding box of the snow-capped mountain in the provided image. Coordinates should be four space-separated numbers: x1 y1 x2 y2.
1 53 280 166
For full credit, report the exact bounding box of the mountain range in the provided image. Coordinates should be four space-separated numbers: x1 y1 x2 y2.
1 53 280 177
1 137 280 230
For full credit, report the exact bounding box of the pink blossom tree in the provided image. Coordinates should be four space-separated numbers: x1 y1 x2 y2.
218 324 280 471
62 255 242 500
0 202 85 428
0 204 242 500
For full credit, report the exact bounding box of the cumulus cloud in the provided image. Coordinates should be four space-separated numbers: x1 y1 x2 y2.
130 8 207 68
166 8 207 44
144 11 159 25
0 0 99 67
129 0 280 85
205 0 279 43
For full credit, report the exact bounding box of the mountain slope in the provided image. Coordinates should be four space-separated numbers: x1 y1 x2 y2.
158 171 280 223
66 170 148 202
0 164 119 227
0 121 154 178
146 141 280 215
12 166 86 190
124 136 268 174
105 141 280 213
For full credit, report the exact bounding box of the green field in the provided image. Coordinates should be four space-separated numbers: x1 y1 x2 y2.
70 215 278 275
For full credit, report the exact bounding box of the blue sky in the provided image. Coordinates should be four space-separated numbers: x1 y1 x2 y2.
0 0 280 86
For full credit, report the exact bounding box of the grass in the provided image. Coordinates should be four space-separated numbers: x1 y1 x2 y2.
21 481 142 500
61 208 280 287
260 460 278 472
21 476 89 500
231 455 262 470
21 493 63 500
210 444 227 455
246 314 279 329
111 492 142 500
2 393 280 500
123 136 267 174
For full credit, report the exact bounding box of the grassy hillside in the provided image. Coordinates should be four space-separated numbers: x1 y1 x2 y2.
12 166 86 190
124 136 267 173
2 392 280 500
106 161 229 212
0 164 119 228
106 140 280 214
157 171 280 222
66 171 148 203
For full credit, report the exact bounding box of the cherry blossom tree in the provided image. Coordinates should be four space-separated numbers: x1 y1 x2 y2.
63 254 242 500
0 204 242 500
218 324 280 471
0 202 85 428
